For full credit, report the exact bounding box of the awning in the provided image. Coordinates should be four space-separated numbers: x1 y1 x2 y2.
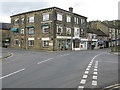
27 26 34 29
41 24 50 27
11 28 18 31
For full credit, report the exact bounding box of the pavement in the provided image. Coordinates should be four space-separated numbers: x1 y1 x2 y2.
1 48 119 89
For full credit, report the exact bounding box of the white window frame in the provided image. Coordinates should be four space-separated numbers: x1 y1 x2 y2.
42 26 49 33
21 18 24 24
66 15 71 22
29 16 34 23
20 28 24 34
28 40 34 46
66 28 71 35
42 41 49 48
14 18 19 25
14 39 19 45
43 13 49 21
57 25 63 35
57 13 63 21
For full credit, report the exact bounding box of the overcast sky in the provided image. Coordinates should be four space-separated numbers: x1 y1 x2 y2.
0 0 120 23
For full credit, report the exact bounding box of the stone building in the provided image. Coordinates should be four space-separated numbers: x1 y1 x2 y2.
88 21 120 47
0 23 11 47
10 7 87 51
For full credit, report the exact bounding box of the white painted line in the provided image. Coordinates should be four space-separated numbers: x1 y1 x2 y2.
0 68 25 79
86 68 90 71
78 86 84 88
93 76 97 79
94 69 98 71
60 53 70 56
82 75 88 79
37 58 53 64
89 63 92 66
94 66 98 68
93 72 98 75
87 65 91 68
85 71 89 74
80 79 86 84
92 80 97 86
90 62 93 64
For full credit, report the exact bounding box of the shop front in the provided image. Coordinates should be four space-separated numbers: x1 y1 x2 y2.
56 36 72 51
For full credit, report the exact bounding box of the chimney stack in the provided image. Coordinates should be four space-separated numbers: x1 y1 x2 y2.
69 7 73 13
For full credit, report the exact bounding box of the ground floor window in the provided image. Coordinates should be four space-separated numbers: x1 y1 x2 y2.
66 39 71 49
14 39 19 45
42 41 49 48
28 40 34 46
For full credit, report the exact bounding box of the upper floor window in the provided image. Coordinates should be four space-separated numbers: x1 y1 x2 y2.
21 18 25 24
56 25 63 35
14 18 19 25
29 16 34 23
42 25 50 33
57 13 63 21
28 27 35 34
80 29 84 35
66 28 71 35
66 16 71 22
74 17 79 24
43 13 49 21
81 19 85 24
20 28 24 34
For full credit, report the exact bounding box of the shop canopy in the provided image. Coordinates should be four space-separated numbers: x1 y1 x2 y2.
41 24 50 27
27 26 34 29
11 28 18 31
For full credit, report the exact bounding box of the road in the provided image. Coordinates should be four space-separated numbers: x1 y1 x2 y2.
1 48 119 89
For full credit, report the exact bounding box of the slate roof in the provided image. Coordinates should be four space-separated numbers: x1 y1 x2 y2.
11 7 87 18
86 28 107 36
0 23 11 30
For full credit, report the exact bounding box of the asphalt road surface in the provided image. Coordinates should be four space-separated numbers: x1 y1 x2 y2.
1 48 119 89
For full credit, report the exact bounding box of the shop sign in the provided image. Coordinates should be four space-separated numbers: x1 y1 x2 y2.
49 43 53 46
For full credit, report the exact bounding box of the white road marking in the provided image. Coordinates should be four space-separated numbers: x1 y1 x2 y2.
60 53 70 56
93 76 97 79
37 58 53 64
80 79 86 84
104 84 119 89
92 80 97 86
82 75 88 79
86 68 90 71
93 72 98 75
85 71 89 74
87 65 91 68
94 66 98 68
78 86 84 88
90 62 93 64
89 63 92 66
0 68 25 79
94 69 98 71
78 53 105 89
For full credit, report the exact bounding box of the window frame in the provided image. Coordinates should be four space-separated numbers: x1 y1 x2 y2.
42 41 49 48
29 16 34 23
43 13 50 21
57 13 63 21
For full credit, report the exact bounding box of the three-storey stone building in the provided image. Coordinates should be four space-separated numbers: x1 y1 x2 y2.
10 7 87 51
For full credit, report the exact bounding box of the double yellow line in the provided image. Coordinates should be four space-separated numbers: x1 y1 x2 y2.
100 84 120 90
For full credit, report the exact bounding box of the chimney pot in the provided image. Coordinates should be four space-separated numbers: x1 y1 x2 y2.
69 7 73 13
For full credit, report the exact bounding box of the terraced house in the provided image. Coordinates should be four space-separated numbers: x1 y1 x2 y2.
10 7 87 51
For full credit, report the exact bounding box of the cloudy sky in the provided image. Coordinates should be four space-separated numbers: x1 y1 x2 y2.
0 0 120 23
